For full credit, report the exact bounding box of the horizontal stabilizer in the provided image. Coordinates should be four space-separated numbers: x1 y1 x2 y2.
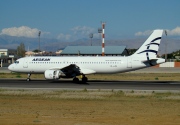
141 58 165 66
141 59 158 63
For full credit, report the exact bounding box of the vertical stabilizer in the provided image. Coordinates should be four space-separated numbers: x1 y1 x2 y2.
132 30 163 59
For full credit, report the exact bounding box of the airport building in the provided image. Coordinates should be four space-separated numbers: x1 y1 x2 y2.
0 49 17 67
61 46 128 56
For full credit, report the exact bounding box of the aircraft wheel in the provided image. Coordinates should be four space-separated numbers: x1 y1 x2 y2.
73 77 79 83
82 77 88 83
27 78 31 81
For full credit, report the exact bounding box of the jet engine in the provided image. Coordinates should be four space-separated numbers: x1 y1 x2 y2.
44 69 62 80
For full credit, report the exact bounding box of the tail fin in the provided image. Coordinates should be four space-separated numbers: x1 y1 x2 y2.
132 30 163 58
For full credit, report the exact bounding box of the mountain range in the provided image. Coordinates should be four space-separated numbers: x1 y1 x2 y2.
0 35 179 55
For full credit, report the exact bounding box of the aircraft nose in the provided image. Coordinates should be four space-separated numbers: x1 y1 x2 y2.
8 64 14 71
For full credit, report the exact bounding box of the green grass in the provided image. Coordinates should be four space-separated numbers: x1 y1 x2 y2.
0 73 180 81
15 73 21 78
0 89 179 101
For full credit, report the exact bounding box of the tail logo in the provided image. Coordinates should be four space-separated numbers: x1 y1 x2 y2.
137 37 161 54
138 37 161 66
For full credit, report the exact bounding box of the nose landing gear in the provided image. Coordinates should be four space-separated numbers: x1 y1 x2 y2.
27 73 31 81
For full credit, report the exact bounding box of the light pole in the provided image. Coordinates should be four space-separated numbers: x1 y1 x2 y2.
38 31 41 53
98 27 102 45
101 22 105 56
165 30 167 62
89 33 93 46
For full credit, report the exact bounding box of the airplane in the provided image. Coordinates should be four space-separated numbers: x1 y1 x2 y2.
8 29 165 83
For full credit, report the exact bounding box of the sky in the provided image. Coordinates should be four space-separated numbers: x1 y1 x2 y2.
1 0 180 41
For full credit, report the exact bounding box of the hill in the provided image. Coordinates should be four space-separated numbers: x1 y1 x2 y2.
0 35 180 54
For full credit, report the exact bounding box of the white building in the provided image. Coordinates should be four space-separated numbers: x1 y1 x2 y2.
0 49 16 67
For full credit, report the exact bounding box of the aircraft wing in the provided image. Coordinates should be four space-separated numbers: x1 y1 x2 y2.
49 64 96 78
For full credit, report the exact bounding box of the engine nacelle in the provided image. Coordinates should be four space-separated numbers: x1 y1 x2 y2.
44 69 62 80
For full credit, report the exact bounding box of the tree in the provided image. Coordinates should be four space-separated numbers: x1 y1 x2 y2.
127 49 137 55
17 43 26 57
33 49 41 53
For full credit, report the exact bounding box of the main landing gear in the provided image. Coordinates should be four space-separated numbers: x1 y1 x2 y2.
27 73 31 81
73 75 88 83
73 77 79 83
82 75 88 83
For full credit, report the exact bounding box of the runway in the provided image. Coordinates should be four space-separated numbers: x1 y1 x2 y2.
0 79 180 91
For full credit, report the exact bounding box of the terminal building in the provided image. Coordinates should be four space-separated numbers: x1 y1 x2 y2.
0 49 17 67
61 46 128 56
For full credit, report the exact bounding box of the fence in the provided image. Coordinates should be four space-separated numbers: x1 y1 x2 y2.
153 62 180 67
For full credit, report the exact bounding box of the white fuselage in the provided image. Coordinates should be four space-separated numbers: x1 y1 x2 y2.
8 56 163 74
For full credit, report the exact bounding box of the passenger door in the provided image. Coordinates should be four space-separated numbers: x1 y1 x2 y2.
23 58 28 68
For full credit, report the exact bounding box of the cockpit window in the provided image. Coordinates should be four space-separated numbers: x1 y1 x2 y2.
15 61 19 64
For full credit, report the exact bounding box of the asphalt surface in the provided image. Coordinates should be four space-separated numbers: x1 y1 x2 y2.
0 67 180 91
0 79 180 91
